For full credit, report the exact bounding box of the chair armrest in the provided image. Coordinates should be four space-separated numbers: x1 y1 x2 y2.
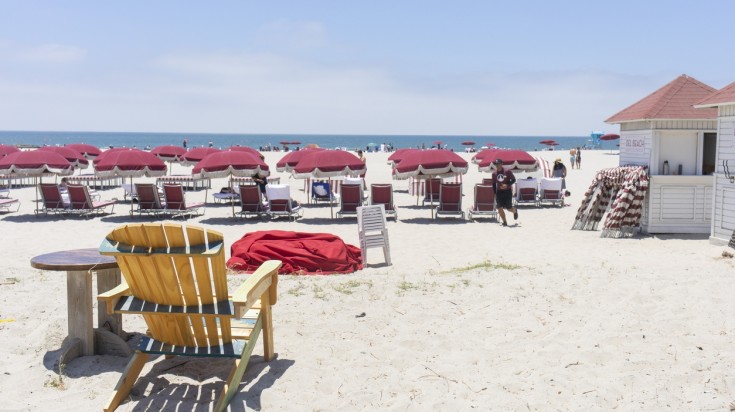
97 283 130 315
231 260 281 318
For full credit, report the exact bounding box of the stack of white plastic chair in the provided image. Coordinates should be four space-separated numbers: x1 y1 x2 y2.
357 204 391 266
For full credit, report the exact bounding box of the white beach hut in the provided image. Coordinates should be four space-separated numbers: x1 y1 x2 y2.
694 81 735 244
605 74 718 234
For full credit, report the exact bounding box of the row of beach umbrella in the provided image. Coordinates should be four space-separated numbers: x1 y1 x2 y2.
0 142 544 218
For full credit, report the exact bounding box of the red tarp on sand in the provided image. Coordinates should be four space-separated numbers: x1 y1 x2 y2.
227 230 363 274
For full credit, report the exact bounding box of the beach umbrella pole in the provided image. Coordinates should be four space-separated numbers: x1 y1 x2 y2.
129 177 135 215
330 178 334 219
430 178 435 219
231 176 235 217
35 177 39 215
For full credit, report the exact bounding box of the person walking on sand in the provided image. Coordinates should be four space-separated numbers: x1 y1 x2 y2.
575 147 582 169
491 158 518 226
569 147 577 169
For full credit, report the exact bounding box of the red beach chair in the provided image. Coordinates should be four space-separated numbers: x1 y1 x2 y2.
468 184 498 221
515 177 539 206
38 183 68 215
134 183 165 217
237 184 267 218
336 183 363 218
265 184 302 221
540 177 564 207
163 184 204 218
369 183 397 221
67 184 116 216
435 182 464 219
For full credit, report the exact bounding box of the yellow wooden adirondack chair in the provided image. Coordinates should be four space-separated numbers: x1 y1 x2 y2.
97 223 281 412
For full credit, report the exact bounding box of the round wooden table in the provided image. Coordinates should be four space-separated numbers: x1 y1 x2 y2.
31 248 130 364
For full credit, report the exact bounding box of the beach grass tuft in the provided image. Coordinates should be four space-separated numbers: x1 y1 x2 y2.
44 365 66 390
333 279 373 295
312 284 327 300
442 259 522 274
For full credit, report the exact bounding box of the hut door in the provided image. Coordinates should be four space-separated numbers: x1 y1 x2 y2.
702 132 717 175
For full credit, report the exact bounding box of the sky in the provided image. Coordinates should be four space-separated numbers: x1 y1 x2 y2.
0 1 733 136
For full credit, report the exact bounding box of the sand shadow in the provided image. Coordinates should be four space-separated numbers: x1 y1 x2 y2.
121 356 294 411
398 217 466 224
43 331 144 376
3 212 115 223
198 216 268 225
294 217 357 225
1 213 68 223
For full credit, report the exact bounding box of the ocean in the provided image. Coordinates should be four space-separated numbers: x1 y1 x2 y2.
0 131 618 152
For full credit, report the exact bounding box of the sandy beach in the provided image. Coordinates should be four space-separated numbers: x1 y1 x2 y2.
1 149 734 411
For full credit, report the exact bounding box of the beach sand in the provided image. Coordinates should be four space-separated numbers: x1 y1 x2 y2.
1 149 734 410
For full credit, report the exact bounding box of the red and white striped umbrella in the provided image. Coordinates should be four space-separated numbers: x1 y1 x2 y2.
573 166 649 238
0 145 20 158
65 143 102 159
150 145 187 162
192 150 269 179
477 149 539 173
290 150 365 179
393 149 468 180
387 148 419 166
276 147 324 172
37 146 89 169
0 150 75 214
225 146 262 159
94 148 167 178
0 150 74 176
179 147 222 166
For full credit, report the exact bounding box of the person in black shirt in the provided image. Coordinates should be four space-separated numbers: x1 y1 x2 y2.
491 158 519 226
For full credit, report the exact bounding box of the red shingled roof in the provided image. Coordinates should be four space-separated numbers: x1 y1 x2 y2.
695 81 735 107
606 74 717 123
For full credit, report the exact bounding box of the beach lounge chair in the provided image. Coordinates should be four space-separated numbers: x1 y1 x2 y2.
97 223 282 412
67 184 116 216
369 183 397 221
422 178 442 206
213 186 240 204
515 177 539 206
121 183 137 202
357 205 391 265
38 183 68 215
0 197 20 213
237 184 268 218
435 182 464 219
468 184 498 221
133 183 165 216
163 184 204 218
540 177 565 207
311 180 339 203
266 184 302 221
336 183 364 218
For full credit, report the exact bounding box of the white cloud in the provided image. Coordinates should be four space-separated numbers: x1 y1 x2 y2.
0 48 663 135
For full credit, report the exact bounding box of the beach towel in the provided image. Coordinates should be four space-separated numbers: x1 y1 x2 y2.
227 230 363 274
